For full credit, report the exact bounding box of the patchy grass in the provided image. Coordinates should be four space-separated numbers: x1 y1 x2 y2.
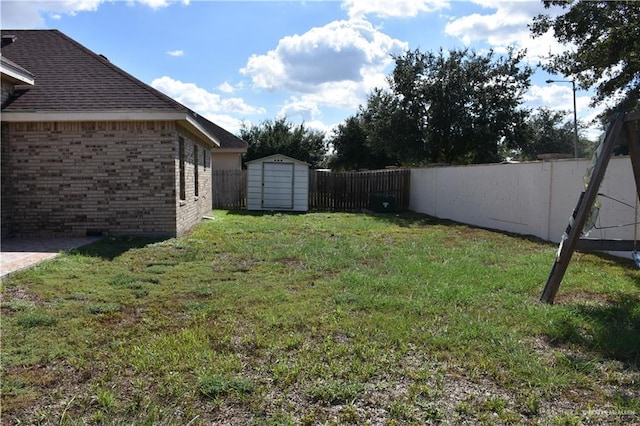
1 211 639 424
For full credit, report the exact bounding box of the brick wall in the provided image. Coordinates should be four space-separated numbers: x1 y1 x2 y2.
175 127 213 236
1 122 13 237
1 120 191 238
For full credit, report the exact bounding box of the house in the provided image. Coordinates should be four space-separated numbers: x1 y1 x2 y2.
1 30 247 238
209 121 247 171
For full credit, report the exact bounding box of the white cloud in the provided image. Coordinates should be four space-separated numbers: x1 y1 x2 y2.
205 115 249 136
525 84 583 111
151 76 266 130
1 0 102 28
523 83 597 119
152 76 265 115
272 102 334 139
218 82 235 94
241 19 406 91
218 81 244 94
278 99 322 122
524 83 605 139
0 0 189 28
443 1 566 64
342 0 449 19
166 50 184 57
130 0 190 9
241 18 406 122
291 79 380 112
304 119 334 139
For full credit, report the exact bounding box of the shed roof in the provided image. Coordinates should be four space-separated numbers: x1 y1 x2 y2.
245 154 310 166
0 29 246 151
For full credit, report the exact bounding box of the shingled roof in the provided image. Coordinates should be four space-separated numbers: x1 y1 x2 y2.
195 115 249 150
0 29 247 150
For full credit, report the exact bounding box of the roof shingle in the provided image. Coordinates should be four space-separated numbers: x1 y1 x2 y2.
1 29 247 150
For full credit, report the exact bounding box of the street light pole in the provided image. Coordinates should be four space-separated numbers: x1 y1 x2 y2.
546 79 579 158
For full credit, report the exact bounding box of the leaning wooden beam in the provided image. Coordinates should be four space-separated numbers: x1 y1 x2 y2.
540 114 625 304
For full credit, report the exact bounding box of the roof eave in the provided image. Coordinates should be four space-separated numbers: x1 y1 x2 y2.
0 110 220 148
214 147 247 154
0 110 185 122
181 114 221 148
0 61 35 85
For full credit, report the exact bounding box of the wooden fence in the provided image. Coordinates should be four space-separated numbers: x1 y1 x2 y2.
309 169 410 212
212 168 410 212
212 170 246 209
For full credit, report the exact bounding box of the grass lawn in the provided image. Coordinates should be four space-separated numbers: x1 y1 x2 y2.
1 211 639 425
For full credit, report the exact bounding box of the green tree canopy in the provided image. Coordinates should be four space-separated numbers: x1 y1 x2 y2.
327 115 392 171
240 117 327 168
359 87 421 166
516 108 575 161
359 48 532 165
530 0 640 113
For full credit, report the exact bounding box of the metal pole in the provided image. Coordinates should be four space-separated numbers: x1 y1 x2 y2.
545 79 579 158
572 80 578 158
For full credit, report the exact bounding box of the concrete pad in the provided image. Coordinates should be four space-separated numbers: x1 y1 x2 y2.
1 237 102 279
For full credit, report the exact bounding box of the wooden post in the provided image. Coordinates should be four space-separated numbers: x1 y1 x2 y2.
540 114 625 304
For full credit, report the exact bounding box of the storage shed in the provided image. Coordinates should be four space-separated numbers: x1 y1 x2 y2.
246 154 309 212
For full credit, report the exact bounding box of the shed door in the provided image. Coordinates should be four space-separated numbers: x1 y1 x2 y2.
262 162 294 209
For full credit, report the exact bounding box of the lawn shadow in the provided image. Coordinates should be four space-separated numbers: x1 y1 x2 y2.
549 294 640 369
70 236 167 261
224 209 308 217
362 210 460 228
626 267 640 289
370 213 639 366
372 212 640 268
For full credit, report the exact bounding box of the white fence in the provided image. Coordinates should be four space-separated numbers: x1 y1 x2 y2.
410 157 637 252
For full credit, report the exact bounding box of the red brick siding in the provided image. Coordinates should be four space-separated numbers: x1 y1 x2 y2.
1 120 193 237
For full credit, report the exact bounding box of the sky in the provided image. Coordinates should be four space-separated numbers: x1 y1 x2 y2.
1 0 605 140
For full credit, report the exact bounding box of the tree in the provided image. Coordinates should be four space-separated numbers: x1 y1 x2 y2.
327 115 392 171
361 48 532 165
359 88 421 166
530 0 640 113
240 117 327 168
516 108 575 161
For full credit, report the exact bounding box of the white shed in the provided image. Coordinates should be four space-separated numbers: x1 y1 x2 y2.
246 154 310 212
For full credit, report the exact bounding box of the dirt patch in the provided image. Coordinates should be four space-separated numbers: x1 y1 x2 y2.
0 285 45 311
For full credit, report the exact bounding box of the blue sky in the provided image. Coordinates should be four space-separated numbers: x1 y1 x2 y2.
1 0 603 139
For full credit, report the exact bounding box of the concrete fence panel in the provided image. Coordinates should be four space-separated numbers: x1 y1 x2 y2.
410 157 637 247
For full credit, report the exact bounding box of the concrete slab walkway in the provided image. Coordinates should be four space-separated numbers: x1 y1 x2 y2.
1 237 102 279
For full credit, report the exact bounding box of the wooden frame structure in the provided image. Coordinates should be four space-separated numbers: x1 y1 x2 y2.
541 111 640 304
